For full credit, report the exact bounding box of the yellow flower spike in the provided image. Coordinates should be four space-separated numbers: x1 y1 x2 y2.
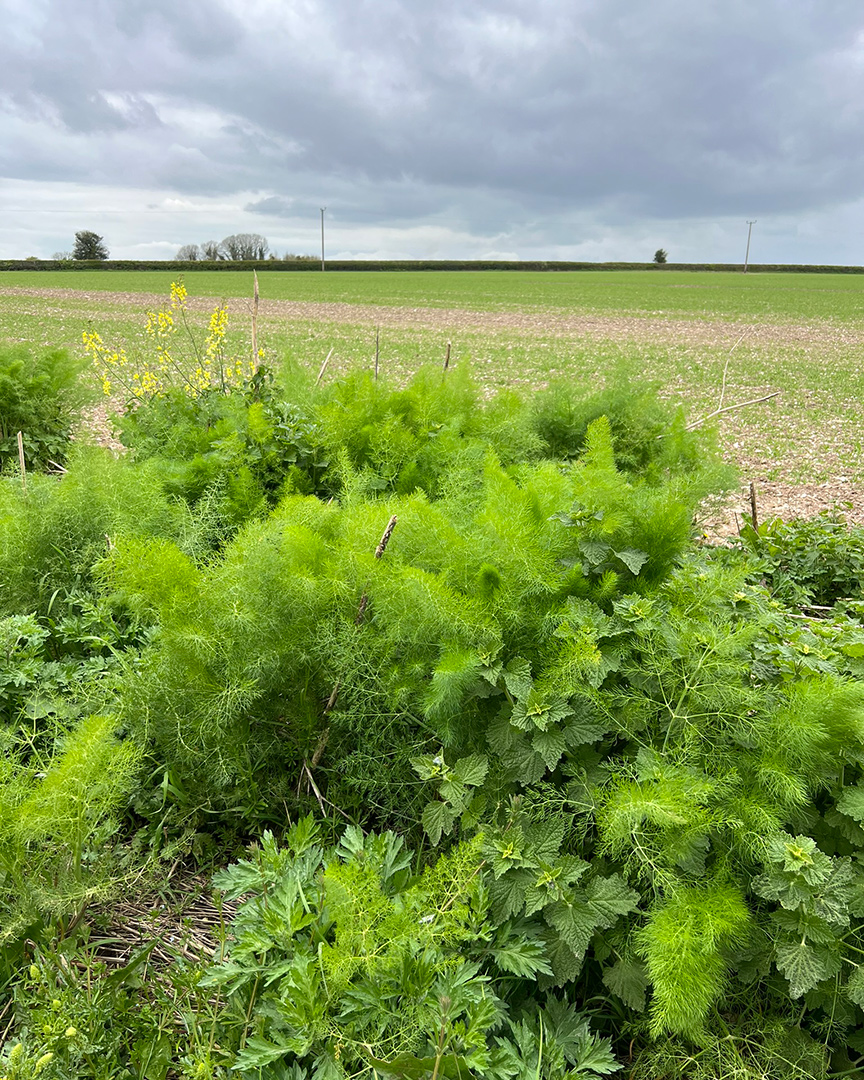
34 1053 54 1076
170 280 188 308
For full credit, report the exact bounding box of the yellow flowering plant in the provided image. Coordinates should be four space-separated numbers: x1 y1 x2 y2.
83 282 259 402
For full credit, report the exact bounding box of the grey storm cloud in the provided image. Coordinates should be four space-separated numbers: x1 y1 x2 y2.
2 0 864 258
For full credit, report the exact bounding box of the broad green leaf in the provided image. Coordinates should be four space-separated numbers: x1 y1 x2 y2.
583 874 641 928
613 548 649 575
422 800 456 846
503 657 533 701
452 754 489 787
366 1054 477 1080
543 933 585 986
489 870 532 920
602 956 648 1012
545 899 597 958
775 940 841 998
836 783 864 824
532 727 567 770
846 965 864 1007
131 1032 173 1080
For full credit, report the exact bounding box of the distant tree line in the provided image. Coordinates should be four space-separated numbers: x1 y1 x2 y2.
173 234 316 262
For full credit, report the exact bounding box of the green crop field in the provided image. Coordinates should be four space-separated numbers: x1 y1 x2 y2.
1 269 863 485
4 267 864 321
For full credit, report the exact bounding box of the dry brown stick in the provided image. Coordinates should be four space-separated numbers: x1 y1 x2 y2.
302 759 354 821
302 760 328 816
749 481 759 532
17 431 26 494
355 514 398 624
251 271 260 370
309 515 398 774
316 347 334 386
443 340 451 372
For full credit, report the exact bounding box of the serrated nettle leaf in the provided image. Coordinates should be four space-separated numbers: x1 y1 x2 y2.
602 956 648 1012
583 875 641 927
774 940 841 998
770 908 838 945
489 870 532 920
545 899 597 958
579 540 612 567
439 776 468 808
488 707 519 752
452 754 489 787
524 817 567 863
564 713 609 746
503 657 533 701
532 726 567 770
846 965 864 1007
836 783 864 824
491 844 526 879
501 741 549 784
543 931 586 987
422 800 456 846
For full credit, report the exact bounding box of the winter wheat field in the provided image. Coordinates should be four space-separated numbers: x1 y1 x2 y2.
2 267 864 528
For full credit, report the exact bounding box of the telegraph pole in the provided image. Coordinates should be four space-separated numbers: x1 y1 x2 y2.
320 207 327 271
743 220 757 273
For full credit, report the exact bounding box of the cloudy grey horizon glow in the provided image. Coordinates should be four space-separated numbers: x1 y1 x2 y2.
2 0 863 263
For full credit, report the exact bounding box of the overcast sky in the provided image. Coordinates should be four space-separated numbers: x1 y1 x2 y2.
2 0 863 263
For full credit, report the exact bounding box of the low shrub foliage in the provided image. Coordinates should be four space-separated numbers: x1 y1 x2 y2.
0 344 91 471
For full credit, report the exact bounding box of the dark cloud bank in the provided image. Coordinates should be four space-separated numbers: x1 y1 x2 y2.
2 0 864 260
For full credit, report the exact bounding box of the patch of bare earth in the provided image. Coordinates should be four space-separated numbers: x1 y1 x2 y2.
9 285 861 531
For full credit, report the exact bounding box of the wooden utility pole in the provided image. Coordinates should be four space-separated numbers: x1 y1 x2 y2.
743 220 757 273
320 207 326 271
